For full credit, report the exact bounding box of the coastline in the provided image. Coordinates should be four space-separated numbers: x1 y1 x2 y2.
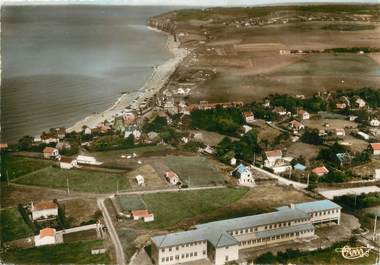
67 27 188 133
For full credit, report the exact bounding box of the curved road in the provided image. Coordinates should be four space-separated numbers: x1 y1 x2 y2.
97 198 126 265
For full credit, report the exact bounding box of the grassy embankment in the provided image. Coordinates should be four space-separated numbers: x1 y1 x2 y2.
0 207 34 242
2 240 111 264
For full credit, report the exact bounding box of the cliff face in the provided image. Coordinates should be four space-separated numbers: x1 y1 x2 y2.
148 11 177 34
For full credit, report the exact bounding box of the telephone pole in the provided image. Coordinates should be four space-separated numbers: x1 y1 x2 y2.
66 175 70 195
373 215 378 242
116 180 119 195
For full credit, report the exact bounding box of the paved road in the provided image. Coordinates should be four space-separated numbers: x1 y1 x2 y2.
251 165 307 189
318 186 380 199
97 198 126 265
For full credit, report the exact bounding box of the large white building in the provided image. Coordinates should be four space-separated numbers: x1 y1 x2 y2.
31 201 58 221
151 200 341 265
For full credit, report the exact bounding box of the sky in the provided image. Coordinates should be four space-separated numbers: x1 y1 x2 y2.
3 0 380 6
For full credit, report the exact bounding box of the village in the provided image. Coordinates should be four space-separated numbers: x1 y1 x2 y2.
2 3 380 265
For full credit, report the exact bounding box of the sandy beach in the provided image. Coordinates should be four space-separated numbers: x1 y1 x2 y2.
67 28 188 133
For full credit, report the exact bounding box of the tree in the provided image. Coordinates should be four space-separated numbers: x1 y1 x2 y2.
301 128 323 145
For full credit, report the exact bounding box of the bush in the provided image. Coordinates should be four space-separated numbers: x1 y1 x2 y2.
301 128 323 145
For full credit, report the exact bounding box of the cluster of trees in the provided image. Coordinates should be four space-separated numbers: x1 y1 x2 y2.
88 134 135 151
268 94 327 113
215 131 261 162
301 128 323 145
336 87 380 108
334 192 380 209
143 116 181 145
190 107 244 136
317 142 347 167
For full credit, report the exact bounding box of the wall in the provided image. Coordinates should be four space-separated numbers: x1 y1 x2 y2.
214 245 239 265
156 240 207 265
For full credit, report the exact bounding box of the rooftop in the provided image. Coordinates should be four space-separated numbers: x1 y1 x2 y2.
277 200 341 213
33 201 58 211
39 228 56 238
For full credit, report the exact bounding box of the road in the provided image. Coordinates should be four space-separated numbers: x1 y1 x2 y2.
97 198 126 265
251 165 307 189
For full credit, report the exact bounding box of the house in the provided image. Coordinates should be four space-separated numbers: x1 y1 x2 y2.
35 228 56 247
294 163 306 171
56 141 71 151
358 131 370 141
165 171 180 185
319 129 327 137
0 143 8 150
370 117 380 127
264 150 283 168
336 153 352 166
243 112 255 124
55 127 66 139
151 200 341 265
147 131 160 142
40 132 60 144
76 155 102 165
354 97 366 108
273 106 287 116
335 103 347 110
59 157 77 169
298 109 310 120
31 201 58 221
335 128 346 137
371 143 380 155
289 120 304 132
231 164 255 187
136 175 145 186
123 113 136 125
97 123 111 134
202 145 215 155
230 157 237 166
124 126 141 140
83 126 92 135
312 166 329 176
42 147 60 159
131 209 154 222
242 125 252 134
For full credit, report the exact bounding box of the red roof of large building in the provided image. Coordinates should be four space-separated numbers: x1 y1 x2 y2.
43 147 58 154
39 228 56 238
131 210 151 218
371 143 380 151
33 201 58 211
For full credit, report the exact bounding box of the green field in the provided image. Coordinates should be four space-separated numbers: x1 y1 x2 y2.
1 155 53 180
2 240 110 264
12 167 129 193
0 207 34 242
93 145 174 161
117 195 146 212
141 187 248 229
164 156 226 186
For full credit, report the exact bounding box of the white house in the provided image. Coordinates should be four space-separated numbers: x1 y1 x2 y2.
335 128 345 137
355 97 366 108
371 143 380 155
31 201 58 221
231 164 255 187
370 118 380 127
35 228 56 247
42 147 60 159
243 112 255 124
76 155 102 165
136 175 145 186
298 109 310 120
264 150 283 168
165 171 180 185
59 157 77 169
125 129 142 140
230 157 237 166
289 120 305 132
131 210 154 222
358 131 370 141
242 125 252 134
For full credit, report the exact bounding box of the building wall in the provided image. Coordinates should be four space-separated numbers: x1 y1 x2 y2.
309 208 341 224
32 208 58 221
34 235 56 247
60 162 73 169
214 245 239 265
155 240 208 265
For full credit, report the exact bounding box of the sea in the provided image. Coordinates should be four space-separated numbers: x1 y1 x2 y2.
1 5 180 143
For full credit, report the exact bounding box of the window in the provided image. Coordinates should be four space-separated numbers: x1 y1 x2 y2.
225 256 229 261
181 254 184 259
226 246 229 250
175 255 179 260
203 250 206 255
176 246 179 250
195 252 197 256
190 252 193 257
169 248 172 252
161 258 165 262
166 257 169 262
170 256 173 261
186 253 189 258
161 249 165 253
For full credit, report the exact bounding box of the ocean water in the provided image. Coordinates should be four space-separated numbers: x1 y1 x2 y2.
1 5 179 143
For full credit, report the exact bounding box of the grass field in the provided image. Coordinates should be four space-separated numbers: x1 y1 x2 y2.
1 155 53 180
12 167 129 193
2 240 110 264
117 195 146 212
140 187 248 229
0 207 33 242
164 156 226 186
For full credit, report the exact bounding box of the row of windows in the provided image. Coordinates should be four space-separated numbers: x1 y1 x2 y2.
238 229 314 247
312 209 339 217
161 241 206 253
231 219 309 236
161 250 206 263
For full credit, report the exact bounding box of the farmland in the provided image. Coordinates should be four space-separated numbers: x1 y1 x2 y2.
12 167 129 193
1 155 53 180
